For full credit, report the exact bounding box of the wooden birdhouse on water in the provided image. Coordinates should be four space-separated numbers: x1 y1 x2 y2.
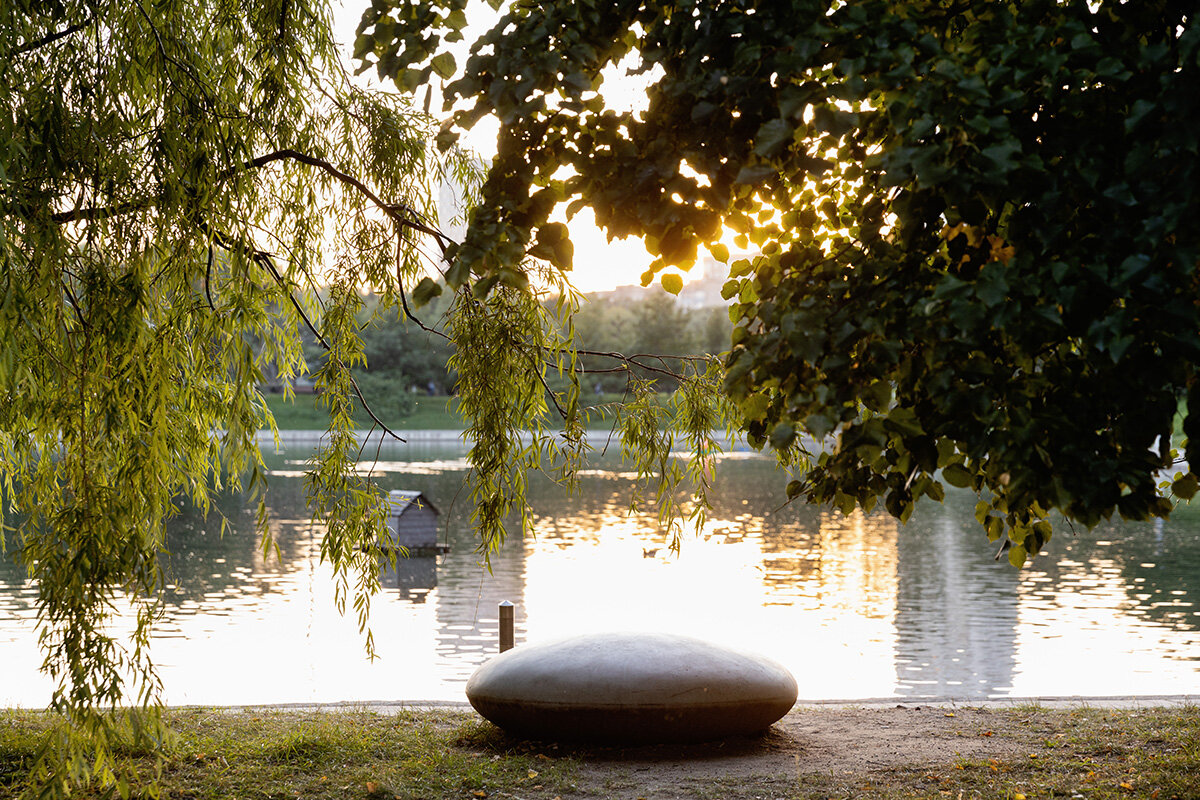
385 490 445 555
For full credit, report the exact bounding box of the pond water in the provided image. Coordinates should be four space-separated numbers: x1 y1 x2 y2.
2 442 1198 706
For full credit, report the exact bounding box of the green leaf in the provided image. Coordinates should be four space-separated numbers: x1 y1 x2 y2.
1172 474 1199 501
353 33 374 60
753 119 794 158
862 380 891 412
411 277 443 306
981 141 1021 172
553 238 574 270
735 164 776 185
740 392 771 420
530 223 573 269
941 464 972 488
498 267 529 292
769 421 796 449
430 52 457 79
1126 98 1157 133
445 257 471 289
471 272 500 298
398 67 425 92
805 412 835 439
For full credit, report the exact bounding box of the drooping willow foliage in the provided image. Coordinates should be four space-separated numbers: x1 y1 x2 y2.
1 2 732 796
1 0 451 793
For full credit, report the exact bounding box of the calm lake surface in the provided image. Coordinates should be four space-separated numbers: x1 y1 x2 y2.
2 441 1198 706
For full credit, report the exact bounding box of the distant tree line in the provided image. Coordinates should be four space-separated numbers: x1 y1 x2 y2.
318 291 731 414
572 293 730 394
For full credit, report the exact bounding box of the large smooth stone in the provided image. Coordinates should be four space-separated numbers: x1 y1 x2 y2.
465 632 797 743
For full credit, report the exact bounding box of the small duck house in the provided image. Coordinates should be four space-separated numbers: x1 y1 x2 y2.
386 490 443 554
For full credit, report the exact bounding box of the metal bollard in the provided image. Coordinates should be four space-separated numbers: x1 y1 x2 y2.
498 600 514 653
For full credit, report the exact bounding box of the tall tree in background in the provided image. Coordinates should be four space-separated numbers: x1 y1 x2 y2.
358 0 1200 564
573 293 724 392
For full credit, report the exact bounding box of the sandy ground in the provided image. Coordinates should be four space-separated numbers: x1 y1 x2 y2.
450 698 1195 800
514 704 1034 799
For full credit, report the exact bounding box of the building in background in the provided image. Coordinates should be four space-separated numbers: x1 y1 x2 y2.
591 254 732 309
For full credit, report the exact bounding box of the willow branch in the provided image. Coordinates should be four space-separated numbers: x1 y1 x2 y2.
231 149 452 255
50 198 152 223
196 220 406 443
51 147 448 254
9 17 94 57
49 148 708 387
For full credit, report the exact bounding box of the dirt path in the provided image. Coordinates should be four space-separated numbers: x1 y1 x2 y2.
513 705 1049 799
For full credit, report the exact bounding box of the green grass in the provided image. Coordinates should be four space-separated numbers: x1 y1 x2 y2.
776 706 1200 800
2 706 1197 800
261 393 467 431
0 708 577 800
261 393 638 431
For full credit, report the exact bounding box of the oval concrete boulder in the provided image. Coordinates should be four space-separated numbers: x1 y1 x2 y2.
465 632 797 743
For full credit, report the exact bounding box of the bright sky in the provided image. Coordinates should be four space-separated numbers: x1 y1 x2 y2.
331 1 676 293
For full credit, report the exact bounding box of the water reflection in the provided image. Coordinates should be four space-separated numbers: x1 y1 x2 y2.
379 558 437 603
895 493 1019 697
1 442 1198 706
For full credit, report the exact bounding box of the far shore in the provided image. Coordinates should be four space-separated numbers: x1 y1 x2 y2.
255 428 753 451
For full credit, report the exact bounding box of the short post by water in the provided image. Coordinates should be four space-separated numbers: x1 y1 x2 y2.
498 601 515 652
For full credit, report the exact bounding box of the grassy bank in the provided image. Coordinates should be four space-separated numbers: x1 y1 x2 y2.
261 393 635 432
0 708 576 800
262 393 469 431
1 705 1197 799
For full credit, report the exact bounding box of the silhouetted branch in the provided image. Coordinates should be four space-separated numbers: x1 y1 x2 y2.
9 17 94 57
195 220 406 444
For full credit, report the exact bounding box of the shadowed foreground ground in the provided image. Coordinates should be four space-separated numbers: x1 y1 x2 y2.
1 702 1197 799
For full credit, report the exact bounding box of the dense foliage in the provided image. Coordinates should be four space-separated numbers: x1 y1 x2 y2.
1 2 733 795
358 0 1200 565
0 0 483 794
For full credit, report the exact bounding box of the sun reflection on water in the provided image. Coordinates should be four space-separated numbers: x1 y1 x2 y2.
1 442 1198 707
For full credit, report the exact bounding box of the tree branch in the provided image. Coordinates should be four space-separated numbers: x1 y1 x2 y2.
195 220 407 444
9 17 94 57
49 147 711 390
230 149 453 255
51 147 450 257
50 198 154 224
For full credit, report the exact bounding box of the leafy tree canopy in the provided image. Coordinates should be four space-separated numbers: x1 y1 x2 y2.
0 0 489 794
358 0 1200 565
2 2 729 794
